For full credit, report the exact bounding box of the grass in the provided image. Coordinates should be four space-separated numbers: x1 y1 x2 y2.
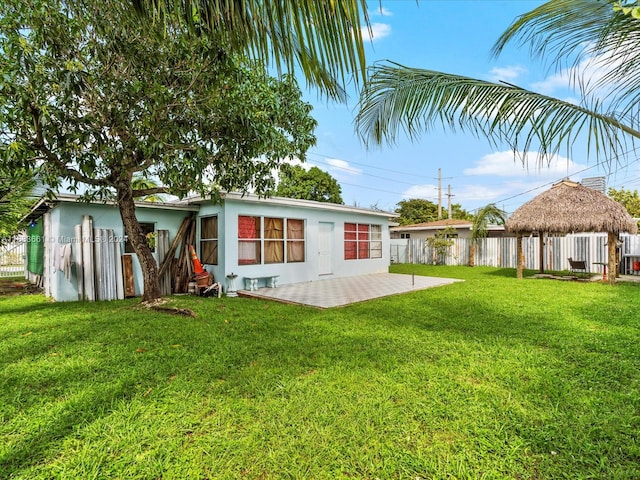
2 265 640 479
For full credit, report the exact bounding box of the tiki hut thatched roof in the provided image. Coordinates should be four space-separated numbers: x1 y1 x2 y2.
505 180 638 235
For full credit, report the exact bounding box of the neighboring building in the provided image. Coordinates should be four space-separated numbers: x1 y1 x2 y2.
390 218 506 240
24 192 397 301
581 176 607 194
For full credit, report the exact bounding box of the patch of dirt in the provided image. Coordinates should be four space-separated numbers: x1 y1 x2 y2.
0 278 42 296
141 298 197 318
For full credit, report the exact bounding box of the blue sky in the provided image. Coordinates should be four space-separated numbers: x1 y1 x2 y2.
297 0 640 215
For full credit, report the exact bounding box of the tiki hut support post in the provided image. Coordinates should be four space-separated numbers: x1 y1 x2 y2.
608 231 617 285
516 235 524 279
539 232 545 273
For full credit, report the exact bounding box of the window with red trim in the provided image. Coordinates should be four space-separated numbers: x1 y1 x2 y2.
344 223 382 260
238 216 260 264
238 216 305 265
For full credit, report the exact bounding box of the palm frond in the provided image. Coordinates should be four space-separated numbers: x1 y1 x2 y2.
493 0 640 118
492 0 614 66
131 0 368 99
356 63 640 165
471 203 505 243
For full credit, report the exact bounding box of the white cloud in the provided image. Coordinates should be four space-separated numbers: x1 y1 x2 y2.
530 70 572 96
463 151 586 178
401 184 439 201
282 157 310 170
452 183 518 205
326 158 363 176
529 47 626 98
369 6 392 17
362 22 391 42
487 65 528 83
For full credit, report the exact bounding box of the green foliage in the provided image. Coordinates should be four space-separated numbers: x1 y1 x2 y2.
132 0 370 100
0 0 317 299
471 203 506 243
395 198 472 225
275 165 343 204
131 176 166 203
424 226 456 265
4 266 640 478
614 1 640 19
0 167 36 242
608 187 640 217
0 0 317 201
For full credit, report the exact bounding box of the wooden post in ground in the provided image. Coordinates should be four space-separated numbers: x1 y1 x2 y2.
539 232 545 273
516 235 524 279
608 231 617 285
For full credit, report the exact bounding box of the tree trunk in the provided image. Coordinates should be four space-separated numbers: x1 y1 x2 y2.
538 232 545 273
117 182 162 302
608 231 617 285
516 235 524 279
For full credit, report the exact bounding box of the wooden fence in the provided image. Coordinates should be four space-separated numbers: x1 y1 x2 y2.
391 234 640 275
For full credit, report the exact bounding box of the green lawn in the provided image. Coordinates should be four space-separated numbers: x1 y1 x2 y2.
2 266 640 479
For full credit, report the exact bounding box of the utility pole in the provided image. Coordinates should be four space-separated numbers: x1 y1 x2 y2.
447 184 454 219
437 168 442 219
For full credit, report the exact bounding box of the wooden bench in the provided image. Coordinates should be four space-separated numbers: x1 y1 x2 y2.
243 275 280 291
568 257 589 277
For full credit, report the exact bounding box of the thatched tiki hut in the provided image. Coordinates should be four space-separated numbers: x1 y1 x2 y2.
505 180 638 284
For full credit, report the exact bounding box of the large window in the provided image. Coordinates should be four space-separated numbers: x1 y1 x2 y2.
344 223 382 260
238 216 261 265
238 216 305 265
286 219 305 263
200 216 218 265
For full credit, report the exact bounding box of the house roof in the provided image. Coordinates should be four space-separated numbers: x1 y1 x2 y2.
24 191 398 224
181 192 399 219
391 218 473 232
505 179 638 235
21 193 200 224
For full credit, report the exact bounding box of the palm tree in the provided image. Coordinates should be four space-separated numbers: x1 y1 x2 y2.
356 0 640 166
132 175 166 203
469 204 506 267
132 0 371 100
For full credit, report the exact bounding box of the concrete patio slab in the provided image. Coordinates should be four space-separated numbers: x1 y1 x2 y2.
238 273 462 308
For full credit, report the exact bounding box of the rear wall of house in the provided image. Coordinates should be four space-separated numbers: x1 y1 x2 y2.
198 199 391 289
46 202 193 301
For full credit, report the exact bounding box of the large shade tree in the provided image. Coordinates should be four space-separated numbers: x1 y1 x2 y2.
395 198 472 225
0 0 317 301
357 0 640 167
275 165 344 204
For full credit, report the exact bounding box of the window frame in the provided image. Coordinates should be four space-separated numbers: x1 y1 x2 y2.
124 222 155 254
344 222 383 260
200 215 219 265
237 215 306 265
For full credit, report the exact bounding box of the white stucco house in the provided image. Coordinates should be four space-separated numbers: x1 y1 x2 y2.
25 192 398 301
390 218 506 240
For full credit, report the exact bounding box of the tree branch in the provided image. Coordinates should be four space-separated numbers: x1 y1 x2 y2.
29 104 110 188
132 186 169 197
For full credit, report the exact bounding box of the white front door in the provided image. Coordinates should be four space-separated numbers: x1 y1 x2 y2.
318 222 333 275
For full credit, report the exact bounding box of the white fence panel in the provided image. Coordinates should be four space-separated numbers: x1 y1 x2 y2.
0 239 26 278
391 233 639 273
